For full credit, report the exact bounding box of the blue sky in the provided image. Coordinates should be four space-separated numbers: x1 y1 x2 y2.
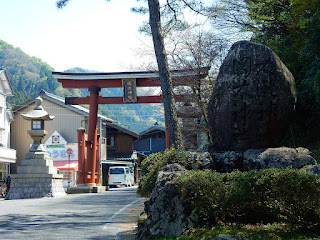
0 0 149 72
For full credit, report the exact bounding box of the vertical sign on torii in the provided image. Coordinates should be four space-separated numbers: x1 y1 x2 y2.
52 68 209 187
123 79 137 103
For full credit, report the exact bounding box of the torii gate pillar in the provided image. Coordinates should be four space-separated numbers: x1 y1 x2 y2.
87 87 101 186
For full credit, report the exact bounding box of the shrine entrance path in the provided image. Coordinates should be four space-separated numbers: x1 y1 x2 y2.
0 186 144 240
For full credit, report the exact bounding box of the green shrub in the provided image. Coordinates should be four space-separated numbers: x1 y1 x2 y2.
174 169 229 225
175 224 320 240
174 168 320 229
137 149 193 197
262 168 320 227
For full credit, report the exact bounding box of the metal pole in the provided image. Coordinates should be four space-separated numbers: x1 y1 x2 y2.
68 154 70 187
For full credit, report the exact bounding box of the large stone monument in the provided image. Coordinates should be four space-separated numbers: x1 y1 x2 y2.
5 97 65 199
208 40 296 151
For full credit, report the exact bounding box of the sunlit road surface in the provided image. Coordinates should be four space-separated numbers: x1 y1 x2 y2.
0 186 144 240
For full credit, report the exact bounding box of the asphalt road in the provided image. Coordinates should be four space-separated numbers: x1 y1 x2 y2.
0 186 145 240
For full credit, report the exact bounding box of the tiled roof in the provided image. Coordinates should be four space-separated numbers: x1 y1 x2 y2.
140 125 165 136
107 153 133 160
39 90 113 122
104 121 139 138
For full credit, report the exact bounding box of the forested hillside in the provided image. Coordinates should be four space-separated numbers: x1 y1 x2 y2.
0 40 84 106
0 40 164 133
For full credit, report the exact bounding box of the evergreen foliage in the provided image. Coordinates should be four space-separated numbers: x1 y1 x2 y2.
172 224 320 239
175 168 320 229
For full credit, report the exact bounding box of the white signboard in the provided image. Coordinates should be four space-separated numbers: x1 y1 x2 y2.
45 131 78 161
46 143 78 161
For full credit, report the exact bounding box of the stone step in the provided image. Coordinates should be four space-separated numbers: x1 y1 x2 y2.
20 159 53 167
10 173 64 179
25 152 50 160
17 165 59 175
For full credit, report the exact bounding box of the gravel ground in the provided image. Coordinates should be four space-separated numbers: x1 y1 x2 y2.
118 200 145 240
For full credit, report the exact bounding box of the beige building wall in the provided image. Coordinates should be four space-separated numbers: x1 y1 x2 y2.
11 98 87 173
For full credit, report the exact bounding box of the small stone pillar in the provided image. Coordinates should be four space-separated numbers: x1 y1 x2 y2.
77 127 86 184
5 97 65 199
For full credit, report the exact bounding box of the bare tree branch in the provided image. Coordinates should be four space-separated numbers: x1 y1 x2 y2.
56 0 69 9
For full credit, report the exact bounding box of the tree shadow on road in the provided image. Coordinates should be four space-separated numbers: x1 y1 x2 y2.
0 213 126 240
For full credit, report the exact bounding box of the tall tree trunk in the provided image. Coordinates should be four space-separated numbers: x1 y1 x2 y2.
148 0 184 149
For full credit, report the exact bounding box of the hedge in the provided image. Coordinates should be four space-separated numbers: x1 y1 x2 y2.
174 168 320 229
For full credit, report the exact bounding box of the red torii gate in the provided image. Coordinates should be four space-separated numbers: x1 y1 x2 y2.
52 67 209 186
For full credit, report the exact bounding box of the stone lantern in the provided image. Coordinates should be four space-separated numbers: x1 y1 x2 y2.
5 96 66 199
22 96 54 153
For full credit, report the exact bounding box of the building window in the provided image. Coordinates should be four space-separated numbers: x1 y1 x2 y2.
32 120 43 130
106 136 115 149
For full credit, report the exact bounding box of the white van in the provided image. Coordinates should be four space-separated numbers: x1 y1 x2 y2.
108 166 133 187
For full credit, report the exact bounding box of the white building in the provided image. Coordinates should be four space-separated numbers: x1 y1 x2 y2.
0 69 16 181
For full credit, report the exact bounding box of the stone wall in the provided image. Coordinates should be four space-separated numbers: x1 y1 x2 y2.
6 174 65 199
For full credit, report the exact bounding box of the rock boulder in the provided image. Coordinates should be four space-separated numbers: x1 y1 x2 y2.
208 41 296 150
138 164 194 239
211 147 316 172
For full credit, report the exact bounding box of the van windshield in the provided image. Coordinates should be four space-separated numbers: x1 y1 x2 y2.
109 168 124 174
